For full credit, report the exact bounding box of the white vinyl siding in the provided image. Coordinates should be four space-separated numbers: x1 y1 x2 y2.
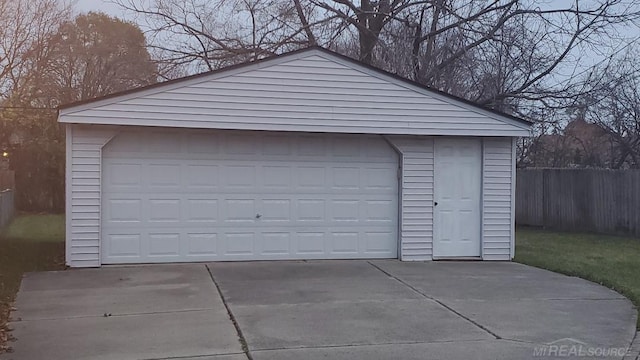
387 137 434 261
66 125 116 267
60 51 530 137
482 137 514 260
61 48 529 267
66 129 518 267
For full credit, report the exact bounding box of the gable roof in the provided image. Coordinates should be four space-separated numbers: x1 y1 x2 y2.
59 46 533 137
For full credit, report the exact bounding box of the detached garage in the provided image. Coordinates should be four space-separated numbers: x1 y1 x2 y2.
59 47 532 268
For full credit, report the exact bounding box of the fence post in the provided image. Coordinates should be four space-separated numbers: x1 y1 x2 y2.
541 168 547 229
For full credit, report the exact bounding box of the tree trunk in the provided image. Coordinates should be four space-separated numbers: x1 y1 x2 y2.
359 31 377 64
293 0 316 46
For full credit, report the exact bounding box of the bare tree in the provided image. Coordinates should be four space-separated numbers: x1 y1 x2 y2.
308 0 408 64
116 0 320 76
119 0 640 113
580 54 640 169
293 0 317 45
0 0 72 101
374 1 639 107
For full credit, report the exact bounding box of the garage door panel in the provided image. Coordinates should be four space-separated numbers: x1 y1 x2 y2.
260 232 291 255
185 164 219 189
331 200 360 222
148 233 181 257
262 136 292 155
101 130 398 263
186 199 218 223
297 136 327 156
106 162 141 187
104 234 141 258
296 199 325 222
330 232 359 254
366 200 396 222
107 199 141 223
225 134 258 155
148 199 181 223
224 199 257 223
365 232 396 253
332 167 360 189
186 233 218 256
223 164 256 188
106 132 145 153
365 167 397 189
366 140 397 159
187 133 220 153
296 166 326 189
223 232 256 256
260 199 291 222
146 132 182 153
295 232 326 255
331 137 361 157
262 165 292 188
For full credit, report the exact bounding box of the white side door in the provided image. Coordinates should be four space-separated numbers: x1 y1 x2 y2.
433 138 482 258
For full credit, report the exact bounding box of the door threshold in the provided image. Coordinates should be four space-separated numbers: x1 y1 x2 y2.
432 256 482 261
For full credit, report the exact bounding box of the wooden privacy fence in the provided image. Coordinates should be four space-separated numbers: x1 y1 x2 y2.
516 168 640 237
0 189 14 229
0 170 14 190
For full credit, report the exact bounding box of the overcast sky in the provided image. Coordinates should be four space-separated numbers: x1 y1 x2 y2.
74 0 126 17
73 0 624 19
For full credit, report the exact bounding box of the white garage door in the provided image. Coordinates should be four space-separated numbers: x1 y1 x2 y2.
101 129 399 264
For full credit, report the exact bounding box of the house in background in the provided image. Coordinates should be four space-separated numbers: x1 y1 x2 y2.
526 118 615 168
58 47 532 268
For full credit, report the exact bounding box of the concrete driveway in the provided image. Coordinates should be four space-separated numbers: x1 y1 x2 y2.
1 261 636 360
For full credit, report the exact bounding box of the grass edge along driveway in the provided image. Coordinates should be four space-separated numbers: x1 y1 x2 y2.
0 214 65 354
515 227 640 328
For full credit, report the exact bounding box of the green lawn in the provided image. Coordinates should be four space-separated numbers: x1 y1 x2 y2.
2 214 65 243
0 214 65 353
515 227 640 328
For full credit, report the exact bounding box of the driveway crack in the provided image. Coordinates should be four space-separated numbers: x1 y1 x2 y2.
205 264 253 360
367 261 501 340
12 308 216 322
251 338 493 352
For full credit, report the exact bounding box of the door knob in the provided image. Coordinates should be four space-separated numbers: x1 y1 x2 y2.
434 202 438 206
256 213 262 219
